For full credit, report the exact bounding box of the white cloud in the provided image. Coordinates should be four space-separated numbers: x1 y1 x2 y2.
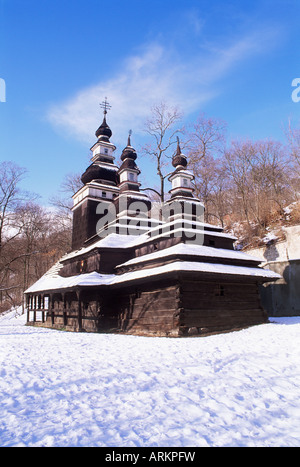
46 26 281 146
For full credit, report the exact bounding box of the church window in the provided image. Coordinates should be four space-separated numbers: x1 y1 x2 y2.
102 191 107 198
183 178 188 186
129 172 135 181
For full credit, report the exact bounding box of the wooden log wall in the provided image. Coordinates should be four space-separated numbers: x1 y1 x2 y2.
26 278 268 337
117 284 180 336
178 279 268 336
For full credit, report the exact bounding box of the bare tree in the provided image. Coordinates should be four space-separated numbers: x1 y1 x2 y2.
0 161 27 251
187 113 227 165
141 102 184 202
192 154 219 223
49 172 82 244
250 140 291 219
224 140 254 226
50 172 82 213
286 120 300 197
185 113 227 223
0 162 30 310
0 162 79 313
286 120 300 172
223 138 294 241
0 198 76 313
210 160 232 227
13 203 51 309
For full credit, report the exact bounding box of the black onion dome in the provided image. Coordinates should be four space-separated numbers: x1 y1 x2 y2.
172 137 187 169
81 163 118 185
95 115 112 140
120 147 137 161
119 158 138 170
172 154 187 169
120 133 137 161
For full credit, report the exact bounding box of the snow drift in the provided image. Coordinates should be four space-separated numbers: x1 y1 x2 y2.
0 308 300 447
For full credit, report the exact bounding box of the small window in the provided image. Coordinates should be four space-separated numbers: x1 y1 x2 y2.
129 172 135 181
104 148 108 154
183 178 188 186
215 284 225 297
78 259 87 274
102 191 107 198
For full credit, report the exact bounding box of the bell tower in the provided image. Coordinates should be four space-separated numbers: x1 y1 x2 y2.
164 137 205 225
113 131 152 235
71 99 119 250
118 131 141 193
168 137 194 199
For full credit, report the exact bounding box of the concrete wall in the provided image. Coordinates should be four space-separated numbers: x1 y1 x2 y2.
260 260 300 316
246 225 300 317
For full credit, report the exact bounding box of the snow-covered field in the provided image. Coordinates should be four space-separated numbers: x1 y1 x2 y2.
1 308 300 447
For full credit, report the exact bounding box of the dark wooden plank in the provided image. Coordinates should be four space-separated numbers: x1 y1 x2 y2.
119 316 175 326
180 313 266 327
121 322 177 332
180 307 264 318
181 299 261 310
181 281 258 292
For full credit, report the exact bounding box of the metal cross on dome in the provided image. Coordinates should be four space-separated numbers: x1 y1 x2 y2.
99 97 111 115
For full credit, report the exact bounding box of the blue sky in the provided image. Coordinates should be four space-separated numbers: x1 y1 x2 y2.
0 0 300 205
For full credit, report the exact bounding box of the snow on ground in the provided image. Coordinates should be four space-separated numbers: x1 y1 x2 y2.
1 309 300 447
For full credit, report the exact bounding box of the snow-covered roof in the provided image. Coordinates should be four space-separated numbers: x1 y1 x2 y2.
60 233 139 262
25 269 113 294
133 226 237 247
25 257 280 294
116 243 262 268
112 261 281 285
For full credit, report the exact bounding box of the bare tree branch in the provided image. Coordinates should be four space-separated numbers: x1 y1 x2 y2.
141 102 184 201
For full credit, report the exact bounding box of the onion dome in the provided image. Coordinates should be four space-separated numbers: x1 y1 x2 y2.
120 132 137 161
95 114 112 141
81 163 118 185
172 137 187 169
118 132 141 193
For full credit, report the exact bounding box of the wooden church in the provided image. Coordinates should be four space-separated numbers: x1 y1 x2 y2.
25 104 280 336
